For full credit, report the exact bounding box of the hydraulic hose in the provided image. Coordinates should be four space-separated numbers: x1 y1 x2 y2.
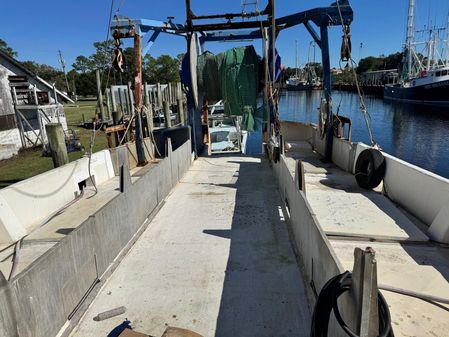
310 271 393 337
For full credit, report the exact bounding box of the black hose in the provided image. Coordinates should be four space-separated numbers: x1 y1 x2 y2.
310 271 394 337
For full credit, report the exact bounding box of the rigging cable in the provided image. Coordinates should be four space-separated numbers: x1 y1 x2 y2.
335 0 378 148
86 0 119 198
255 0 280 138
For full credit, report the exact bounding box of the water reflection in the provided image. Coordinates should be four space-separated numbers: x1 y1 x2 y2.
279 90 449 179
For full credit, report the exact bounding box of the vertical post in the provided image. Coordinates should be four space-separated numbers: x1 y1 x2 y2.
53 85 61 123
320 18 334 162
270 0 276 86
72 78 78 103
105 88 112 124
406 0 415 78
95 69 104 121
163 101 171 128
133 33 147 166
45 123 69 168
177 98 185 125
144 83 150 108
12 87 25 148
118 88 125 117
168 82 173 104
111 86 117 111
263 28 270 143
185 0 192 31
144 82 153 132
350 247 379 337
59 50 71 95
33 86 45 145
146 105 154 133
127 81 135 107
157 83 162 108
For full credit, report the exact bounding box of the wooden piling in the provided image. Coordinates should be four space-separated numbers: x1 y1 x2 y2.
146 104 154 132
163 101 171 128
45 123 68 168
96 69 105 121
177 98 185 125
105 88 112 123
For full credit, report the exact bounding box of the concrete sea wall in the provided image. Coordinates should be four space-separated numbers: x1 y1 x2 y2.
0 137 192 337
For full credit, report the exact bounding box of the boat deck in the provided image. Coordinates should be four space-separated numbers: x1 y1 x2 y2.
70 155 311 337
285 141 449 337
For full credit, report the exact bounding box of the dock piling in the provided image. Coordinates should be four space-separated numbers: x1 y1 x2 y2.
45 123 69 168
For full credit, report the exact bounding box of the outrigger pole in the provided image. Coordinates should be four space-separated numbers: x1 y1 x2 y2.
110 0 353 162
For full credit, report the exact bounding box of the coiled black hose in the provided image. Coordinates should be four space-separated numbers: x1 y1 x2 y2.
310 271 394 337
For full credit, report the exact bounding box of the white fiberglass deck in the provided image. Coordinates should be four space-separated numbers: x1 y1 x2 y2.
70 155 311 337
285 140 449 336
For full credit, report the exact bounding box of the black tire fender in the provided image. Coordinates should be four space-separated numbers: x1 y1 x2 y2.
355 149 385 189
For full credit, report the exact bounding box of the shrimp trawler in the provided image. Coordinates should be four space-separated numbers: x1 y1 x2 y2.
384 0 449 105
0 1 448 337
287 41 322 90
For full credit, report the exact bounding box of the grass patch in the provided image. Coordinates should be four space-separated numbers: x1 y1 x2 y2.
0 99 109 188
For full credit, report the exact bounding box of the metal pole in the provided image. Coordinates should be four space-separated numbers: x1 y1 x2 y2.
96 69 105 121
406 0 415 78
58 50 71 95
320 18 334 162
133 33 147 166
270 0 276 85
263 28 270 143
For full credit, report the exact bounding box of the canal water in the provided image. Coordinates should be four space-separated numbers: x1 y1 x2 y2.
278 90 449 179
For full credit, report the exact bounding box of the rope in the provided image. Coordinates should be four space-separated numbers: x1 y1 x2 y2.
335 0 378 148
118 112 136 146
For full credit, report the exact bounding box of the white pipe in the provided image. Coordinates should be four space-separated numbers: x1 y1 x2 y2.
379 283 449 306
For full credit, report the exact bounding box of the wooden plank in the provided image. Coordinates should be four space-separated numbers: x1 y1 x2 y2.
106 124 126 133
161 327 203 337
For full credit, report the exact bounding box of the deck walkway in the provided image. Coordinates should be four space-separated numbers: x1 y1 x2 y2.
70 155 311 337
285 140 449 337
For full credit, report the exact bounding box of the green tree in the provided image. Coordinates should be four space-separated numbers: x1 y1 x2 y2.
21 61 66 90
90 40 114 71
333 68 355 84
152 55 180 83
0 38 17 57
72 56 94 73
356 52 405 74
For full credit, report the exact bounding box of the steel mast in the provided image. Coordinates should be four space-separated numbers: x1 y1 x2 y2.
295 40 299 77
446 11 449 66
406 0 416 78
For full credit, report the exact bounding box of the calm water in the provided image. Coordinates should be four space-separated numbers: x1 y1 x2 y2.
278 90 449 179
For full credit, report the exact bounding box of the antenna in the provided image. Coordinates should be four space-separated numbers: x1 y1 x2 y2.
58 50 71 94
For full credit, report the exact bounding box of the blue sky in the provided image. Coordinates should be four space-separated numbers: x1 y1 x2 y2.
1 0 448 70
